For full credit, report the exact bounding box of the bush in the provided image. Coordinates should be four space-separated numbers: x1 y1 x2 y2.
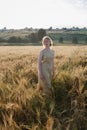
72 37 78 44
8 36 22 43
59 37 63 43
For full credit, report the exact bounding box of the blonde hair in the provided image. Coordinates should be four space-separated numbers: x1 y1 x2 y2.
42 36 53 46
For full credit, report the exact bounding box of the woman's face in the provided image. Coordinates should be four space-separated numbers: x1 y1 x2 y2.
43 38 51 48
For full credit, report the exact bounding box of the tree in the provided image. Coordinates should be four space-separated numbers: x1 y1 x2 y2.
29 33 38 43
8 36 22 43
85 37 87 44
48 26 52 30
37 29 46 41
72 37 78 44
59 37 63 43
8 36 17 43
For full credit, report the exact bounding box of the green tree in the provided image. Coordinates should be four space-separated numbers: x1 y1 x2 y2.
0 37 6 42
85 37 87 44
29 33 38 43
8 36 22 43
38 29 46 41
59 37 63 43
72 37 78 44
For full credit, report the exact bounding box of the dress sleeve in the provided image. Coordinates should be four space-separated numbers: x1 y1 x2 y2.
38 50 43 74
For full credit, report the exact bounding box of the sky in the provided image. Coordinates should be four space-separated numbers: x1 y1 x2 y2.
0 0 87 29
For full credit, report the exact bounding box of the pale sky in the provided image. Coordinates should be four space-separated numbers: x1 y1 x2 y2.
0 0 87 29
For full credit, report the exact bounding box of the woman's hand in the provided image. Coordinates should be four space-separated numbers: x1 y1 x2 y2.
40 73 44 80
52 71 54 79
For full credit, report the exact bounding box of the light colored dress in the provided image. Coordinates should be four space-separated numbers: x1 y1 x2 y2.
37 48 54 94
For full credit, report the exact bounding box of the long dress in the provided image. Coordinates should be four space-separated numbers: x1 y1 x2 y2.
37 48 54 94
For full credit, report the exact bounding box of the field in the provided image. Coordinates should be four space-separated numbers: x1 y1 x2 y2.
0 46 87 130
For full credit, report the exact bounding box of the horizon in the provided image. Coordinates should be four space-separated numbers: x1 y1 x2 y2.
0 26 87 30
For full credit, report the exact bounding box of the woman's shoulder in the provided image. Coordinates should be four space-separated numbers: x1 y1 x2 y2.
39 49 45 55
39 49 54 54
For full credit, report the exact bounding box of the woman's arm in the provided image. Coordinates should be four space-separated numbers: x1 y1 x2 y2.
51 51 55 78
38 51 44 79
52 58 54 78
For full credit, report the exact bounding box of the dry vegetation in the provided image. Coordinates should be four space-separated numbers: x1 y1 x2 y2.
0 46 87 130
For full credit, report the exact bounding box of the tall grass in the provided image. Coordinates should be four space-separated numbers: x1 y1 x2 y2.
0 46 87 130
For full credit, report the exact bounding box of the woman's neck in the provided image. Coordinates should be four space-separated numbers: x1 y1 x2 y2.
45 47 50 50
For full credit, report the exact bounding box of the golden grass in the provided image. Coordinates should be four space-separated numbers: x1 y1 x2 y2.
0 45 87 130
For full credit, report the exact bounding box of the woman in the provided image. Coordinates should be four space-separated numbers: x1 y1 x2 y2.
37 36 55 95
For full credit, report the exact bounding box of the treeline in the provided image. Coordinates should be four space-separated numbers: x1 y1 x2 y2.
49 33 87 44
0 28 87 45
57 36 87 44
0 29 46 44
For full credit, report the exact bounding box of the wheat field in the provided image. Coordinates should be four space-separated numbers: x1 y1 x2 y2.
0 46 87 130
